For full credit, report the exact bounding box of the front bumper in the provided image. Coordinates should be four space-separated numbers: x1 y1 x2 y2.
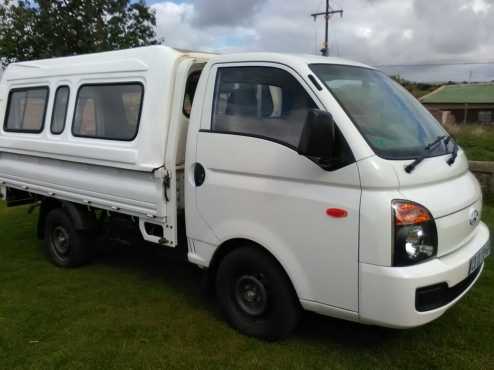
359 222 490 328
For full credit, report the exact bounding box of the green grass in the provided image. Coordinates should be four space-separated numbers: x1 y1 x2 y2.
446 124 494 162
0 203 493 370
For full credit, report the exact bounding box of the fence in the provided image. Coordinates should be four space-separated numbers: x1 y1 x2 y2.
470 161 494 198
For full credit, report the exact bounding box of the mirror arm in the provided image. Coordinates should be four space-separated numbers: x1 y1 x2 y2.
309 156 339 171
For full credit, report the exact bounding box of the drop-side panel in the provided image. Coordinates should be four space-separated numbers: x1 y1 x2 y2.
0 152 167 221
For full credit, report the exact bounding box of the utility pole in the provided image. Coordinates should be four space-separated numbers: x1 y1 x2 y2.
311 1 343 57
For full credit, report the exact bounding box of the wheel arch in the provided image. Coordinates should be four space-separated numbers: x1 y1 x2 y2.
38 199 97 239
208 237 306 301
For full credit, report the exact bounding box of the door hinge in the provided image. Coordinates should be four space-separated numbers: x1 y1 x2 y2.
154 166 171 202
163 170 171 202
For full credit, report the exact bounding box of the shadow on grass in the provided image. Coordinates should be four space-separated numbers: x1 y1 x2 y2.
90 239 401 347
295 312 401 347
92 240 223 318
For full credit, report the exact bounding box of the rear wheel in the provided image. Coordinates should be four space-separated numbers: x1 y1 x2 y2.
44 208 92 267
215 246 300 340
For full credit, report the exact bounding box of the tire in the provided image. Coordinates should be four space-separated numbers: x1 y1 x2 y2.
215 246 301 340
43 208 92 268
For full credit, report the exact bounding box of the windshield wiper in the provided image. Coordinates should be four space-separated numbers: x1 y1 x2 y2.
444 135 452 146
447 139 459 166
425 135 447 151
405 136 446 173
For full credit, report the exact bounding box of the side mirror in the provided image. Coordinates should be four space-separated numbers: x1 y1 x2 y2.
297 109 336 159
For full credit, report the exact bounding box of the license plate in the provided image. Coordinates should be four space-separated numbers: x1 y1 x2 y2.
469 240 491 275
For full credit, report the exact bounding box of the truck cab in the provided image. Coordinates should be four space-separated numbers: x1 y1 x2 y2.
0 46 490 340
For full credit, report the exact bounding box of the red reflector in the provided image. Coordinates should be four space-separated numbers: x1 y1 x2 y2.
326 208 348 218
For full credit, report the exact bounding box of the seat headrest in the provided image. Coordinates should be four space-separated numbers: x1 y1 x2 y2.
226 87 258 116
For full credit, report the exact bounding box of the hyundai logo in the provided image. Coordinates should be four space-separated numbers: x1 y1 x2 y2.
469 209 480 226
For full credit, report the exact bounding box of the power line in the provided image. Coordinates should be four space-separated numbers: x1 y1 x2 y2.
377 61 494 68
311 0 343 57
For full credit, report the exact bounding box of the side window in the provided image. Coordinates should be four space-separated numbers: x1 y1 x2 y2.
76 97 97 136
73 83 143 141
212 67 317 148
183 71 202 118
4 87 49 133
51 86 70 135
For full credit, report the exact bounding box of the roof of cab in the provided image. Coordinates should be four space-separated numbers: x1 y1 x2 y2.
208 52 373 70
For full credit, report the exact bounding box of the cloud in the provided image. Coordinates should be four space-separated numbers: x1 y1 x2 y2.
152 1 257 52
191 0 265 27
412 0 488 54
151 0 494 81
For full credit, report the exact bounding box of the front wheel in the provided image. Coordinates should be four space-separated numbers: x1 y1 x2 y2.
215 246 301 340
44 208 92 267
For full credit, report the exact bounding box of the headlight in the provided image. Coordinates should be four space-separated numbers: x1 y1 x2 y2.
392 200 437 266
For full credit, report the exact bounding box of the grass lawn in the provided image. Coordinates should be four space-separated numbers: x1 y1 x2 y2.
0 202 493 370
446 123 494 162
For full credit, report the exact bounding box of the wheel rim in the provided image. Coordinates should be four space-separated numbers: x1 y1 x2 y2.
234 275 268 316
51 226 70 256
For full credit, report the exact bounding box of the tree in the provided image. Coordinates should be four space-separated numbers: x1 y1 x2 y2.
0 0 159 67
391 75 440 99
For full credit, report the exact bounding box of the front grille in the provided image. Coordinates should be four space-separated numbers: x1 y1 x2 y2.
415 266 482 312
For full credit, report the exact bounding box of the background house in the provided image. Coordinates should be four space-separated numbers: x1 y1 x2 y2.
420 84 494 125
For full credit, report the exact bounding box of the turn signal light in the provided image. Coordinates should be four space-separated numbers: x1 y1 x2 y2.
393 201 432 225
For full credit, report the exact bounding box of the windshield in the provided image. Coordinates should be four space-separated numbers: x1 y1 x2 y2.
310 64 451 160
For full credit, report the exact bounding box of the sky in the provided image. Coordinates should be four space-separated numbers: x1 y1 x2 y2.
146 0 494 83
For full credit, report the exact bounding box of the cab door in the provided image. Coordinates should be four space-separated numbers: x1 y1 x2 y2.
191 63 361 311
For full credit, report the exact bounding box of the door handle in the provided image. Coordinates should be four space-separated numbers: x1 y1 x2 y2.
194 163 206 187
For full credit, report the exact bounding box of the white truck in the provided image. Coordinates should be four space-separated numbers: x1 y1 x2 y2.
0 46 490 340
